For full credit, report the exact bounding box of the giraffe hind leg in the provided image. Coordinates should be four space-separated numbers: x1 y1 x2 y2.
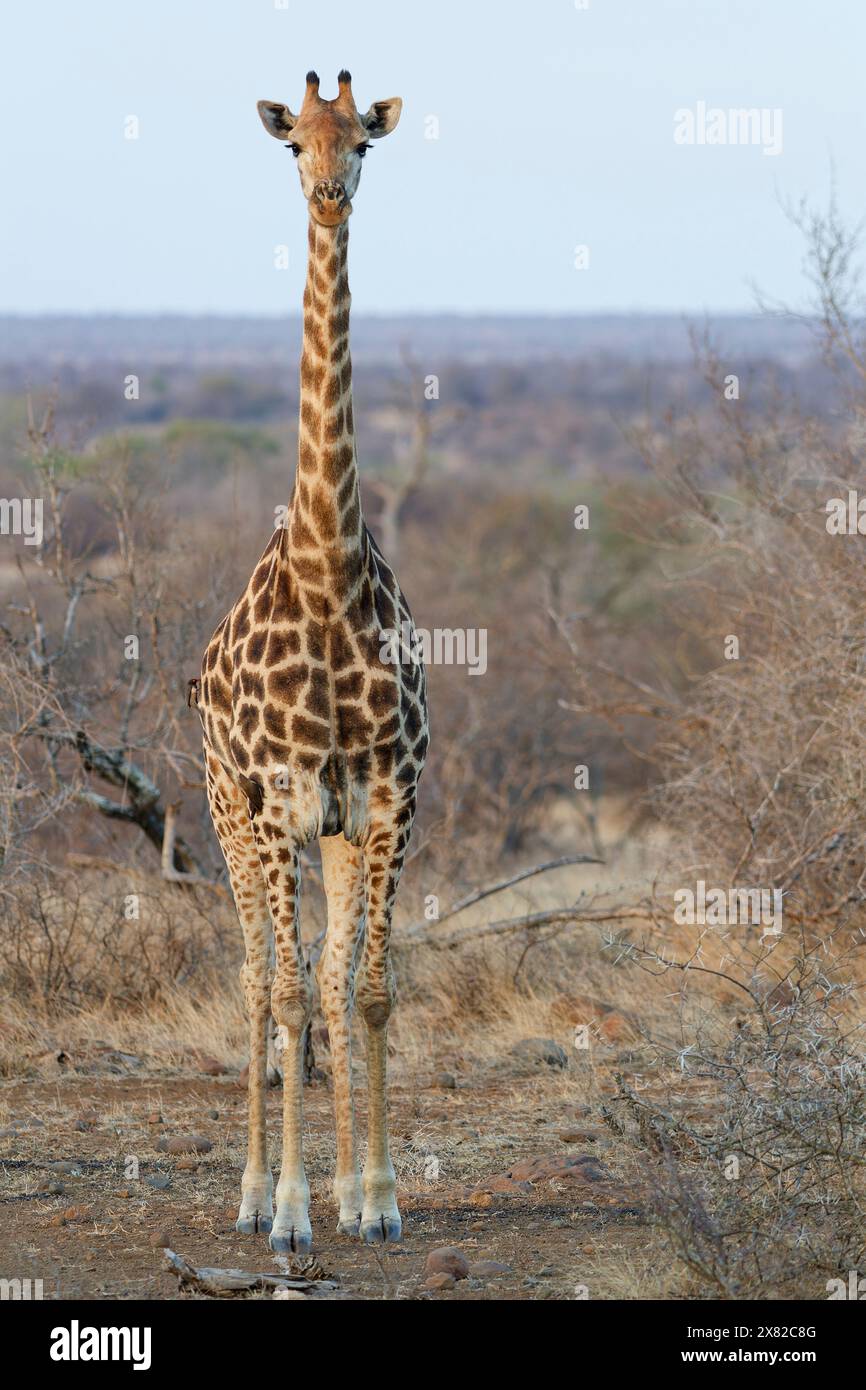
317 834 365 1236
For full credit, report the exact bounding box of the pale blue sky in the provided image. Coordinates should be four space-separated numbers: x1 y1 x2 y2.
0 0 862 314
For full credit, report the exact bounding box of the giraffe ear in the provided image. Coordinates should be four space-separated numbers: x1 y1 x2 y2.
257 100 298 139
360 97 402 139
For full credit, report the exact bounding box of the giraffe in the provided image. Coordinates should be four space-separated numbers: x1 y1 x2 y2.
195 70 428 1253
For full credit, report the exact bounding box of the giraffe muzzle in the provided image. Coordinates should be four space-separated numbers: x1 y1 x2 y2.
311 179 351 226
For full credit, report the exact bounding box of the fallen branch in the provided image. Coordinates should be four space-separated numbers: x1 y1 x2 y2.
162 1248 337 1297
36 726 203 875
403 854 603 939
405 903 647 950
66 853 154 878
160 801 227 894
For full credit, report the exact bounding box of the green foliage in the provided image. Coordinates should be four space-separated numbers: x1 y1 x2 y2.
82 419 281 485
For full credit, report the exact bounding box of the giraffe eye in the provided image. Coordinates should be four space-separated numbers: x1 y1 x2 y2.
356 142 371 158
287 143 302 158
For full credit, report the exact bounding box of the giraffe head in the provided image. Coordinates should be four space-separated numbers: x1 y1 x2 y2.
257 71 402 227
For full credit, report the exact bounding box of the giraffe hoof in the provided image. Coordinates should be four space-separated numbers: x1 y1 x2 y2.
236 1211 273 1236
361 1214 402 1245
270 1226 313 1256
336 1215 361 1237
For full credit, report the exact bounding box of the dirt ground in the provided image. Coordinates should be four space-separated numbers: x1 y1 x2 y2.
0 1047 651 1302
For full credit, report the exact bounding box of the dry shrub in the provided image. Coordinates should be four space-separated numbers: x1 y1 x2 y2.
0 868 236 1011
562 196 866 1297
564 195 866 932
608 929 866 1298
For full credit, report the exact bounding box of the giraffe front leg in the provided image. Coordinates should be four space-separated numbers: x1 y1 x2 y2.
356 822 410 1245
204 759 274 1238
236 943 274 1236
258 829 313 1255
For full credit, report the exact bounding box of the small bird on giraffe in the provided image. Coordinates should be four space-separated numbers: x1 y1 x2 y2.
194 70 429 1254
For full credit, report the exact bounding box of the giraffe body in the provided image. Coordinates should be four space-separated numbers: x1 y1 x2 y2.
196 71 427 1251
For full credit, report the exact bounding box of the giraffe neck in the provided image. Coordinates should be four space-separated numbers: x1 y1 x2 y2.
288 217 365 619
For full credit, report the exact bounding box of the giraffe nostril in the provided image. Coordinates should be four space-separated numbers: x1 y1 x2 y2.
313 180 346 206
